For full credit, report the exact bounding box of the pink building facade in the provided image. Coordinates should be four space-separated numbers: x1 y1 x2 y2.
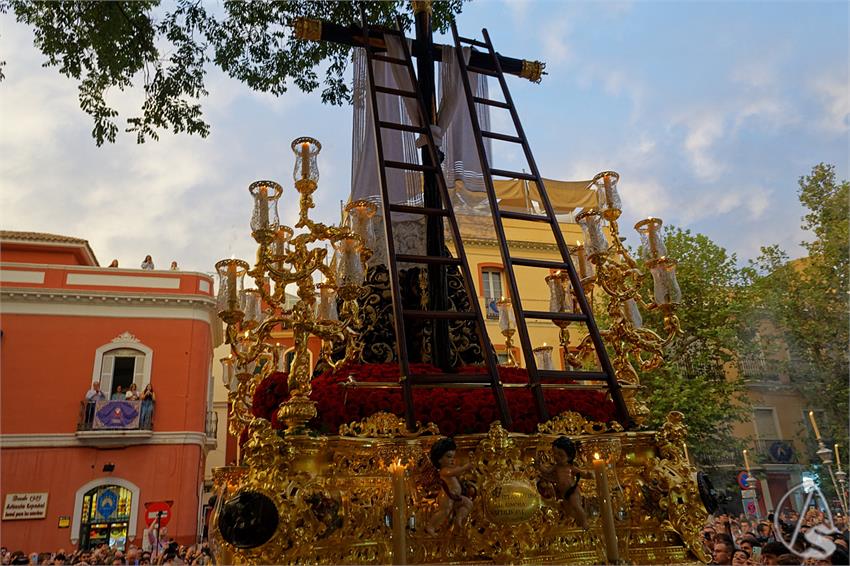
0 232 220 551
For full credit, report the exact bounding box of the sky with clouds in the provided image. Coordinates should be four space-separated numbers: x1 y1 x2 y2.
1 1 847 275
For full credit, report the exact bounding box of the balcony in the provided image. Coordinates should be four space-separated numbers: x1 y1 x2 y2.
739 357 782 382
76 399 154 445
753 439 798 465
205 411 218 448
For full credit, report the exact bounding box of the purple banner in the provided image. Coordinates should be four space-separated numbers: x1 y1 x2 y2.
93 400 141 429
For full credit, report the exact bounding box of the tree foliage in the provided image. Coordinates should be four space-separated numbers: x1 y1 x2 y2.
745 163 849 448
0 0 464 145
637 226 751 460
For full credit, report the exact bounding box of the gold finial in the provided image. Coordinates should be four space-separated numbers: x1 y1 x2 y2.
293 17 322 41
411 0 433 15
520 60 547 83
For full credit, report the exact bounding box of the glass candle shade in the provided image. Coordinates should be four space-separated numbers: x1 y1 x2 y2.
545 272 573 313
649 258 682 305
634 217 667 262
275 343 288 373
571 243 595 281
271 226 294 266
592 171 622 220
215 258 250 314
315 283 339 321
291 137 322 188
622 298 643 329
220 356 236 391
496 297 516 333
334 237 365 287
345 199 377 253
576 209 609 258
533 344 555 370
240 289 264 330
248 180 282 235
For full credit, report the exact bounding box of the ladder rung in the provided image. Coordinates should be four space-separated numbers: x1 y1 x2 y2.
503 383 628 391
481 130 523 143
388 204 450 217
410 374 492 385
378 121 428 134
511 258 568 270
467 65 499 77
490 168 537 181
473 96 510 109
396 254 463 266
374 85 418 98
500 210 549 222
536 369 610 381
372 53 408 66
403 309 477 320
524 310 589 323
385 160 437 173
457 36 488 48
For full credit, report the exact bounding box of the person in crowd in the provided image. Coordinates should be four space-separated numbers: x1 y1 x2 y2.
712 537 735 565
739 538 756 558
110 385 125 401
170 261 179 271
732 548 751 566
141 255 155 270
108 259 119 268
140 384 155 428
125 383 141 401
759 541 787 565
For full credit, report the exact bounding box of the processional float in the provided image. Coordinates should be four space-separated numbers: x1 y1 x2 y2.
210 5 713 564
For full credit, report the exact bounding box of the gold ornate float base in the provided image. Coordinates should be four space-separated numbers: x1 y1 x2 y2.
210 412 707 565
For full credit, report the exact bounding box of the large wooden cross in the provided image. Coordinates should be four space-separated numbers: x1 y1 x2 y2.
295 4 544 370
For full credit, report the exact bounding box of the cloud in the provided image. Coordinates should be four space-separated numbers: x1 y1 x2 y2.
810 74 850 134
680 113 726 181
540 17 573 68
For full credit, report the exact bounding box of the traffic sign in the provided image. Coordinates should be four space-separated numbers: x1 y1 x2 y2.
144 501 172 528
738 471 752 490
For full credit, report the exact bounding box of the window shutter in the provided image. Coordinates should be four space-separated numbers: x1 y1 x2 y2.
100 354 115 392
133 354 146 386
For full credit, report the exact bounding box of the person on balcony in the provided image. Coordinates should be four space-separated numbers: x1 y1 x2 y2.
84 381 106 427
140 384 156 428
110 385 124 400
125 383 140 401
141 255 155 270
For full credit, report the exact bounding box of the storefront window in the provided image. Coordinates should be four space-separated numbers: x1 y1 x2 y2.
79 485 133 551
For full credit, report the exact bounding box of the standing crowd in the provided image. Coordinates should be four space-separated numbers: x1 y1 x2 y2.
705 509 849 565
0 541 211 565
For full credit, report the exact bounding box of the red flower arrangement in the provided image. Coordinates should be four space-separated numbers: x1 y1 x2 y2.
251 364 617 435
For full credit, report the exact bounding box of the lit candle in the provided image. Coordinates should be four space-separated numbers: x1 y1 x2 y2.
389 459 408 565
258 184 269 229
226 261 238 308
808 410 822 441
301 142 310 180
835 444 841 468
593 452 619 563
575 241 587 278
743 449 751 473
683 442 691 466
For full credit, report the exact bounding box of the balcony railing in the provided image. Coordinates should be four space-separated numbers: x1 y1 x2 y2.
78 399 154 431
753 439 798 464
205 411 218 440
739 357 782 381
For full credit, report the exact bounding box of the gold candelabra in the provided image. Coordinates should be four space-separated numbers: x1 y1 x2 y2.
216 137 370 438
548 171 683 421
496 297 519 367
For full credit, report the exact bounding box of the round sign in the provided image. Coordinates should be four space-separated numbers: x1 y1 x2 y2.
144 501 172 528
483 481 540 525
737 471 751 490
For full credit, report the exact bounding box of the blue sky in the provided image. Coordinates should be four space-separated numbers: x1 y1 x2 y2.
1 1 847 274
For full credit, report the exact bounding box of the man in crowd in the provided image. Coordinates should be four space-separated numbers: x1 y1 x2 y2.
84 381 106 426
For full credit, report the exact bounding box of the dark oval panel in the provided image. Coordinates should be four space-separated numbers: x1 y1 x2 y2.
218 490 279 549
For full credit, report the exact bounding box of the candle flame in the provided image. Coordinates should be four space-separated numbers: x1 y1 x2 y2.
593 452 601 460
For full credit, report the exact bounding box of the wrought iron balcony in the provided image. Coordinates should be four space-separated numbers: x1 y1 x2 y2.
739 357 782 381
753 439 798 464
77 399 155 436
205 411 219 444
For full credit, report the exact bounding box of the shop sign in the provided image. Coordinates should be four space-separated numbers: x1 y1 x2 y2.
2 493 48 520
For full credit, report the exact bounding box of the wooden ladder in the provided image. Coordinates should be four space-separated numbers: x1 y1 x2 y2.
450 22 632 427
359 15 512 430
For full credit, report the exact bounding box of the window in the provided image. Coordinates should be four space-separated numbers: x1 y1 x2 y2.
79 485 133 551
753 408 780 440
100 349 146 397
481 269 504 320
